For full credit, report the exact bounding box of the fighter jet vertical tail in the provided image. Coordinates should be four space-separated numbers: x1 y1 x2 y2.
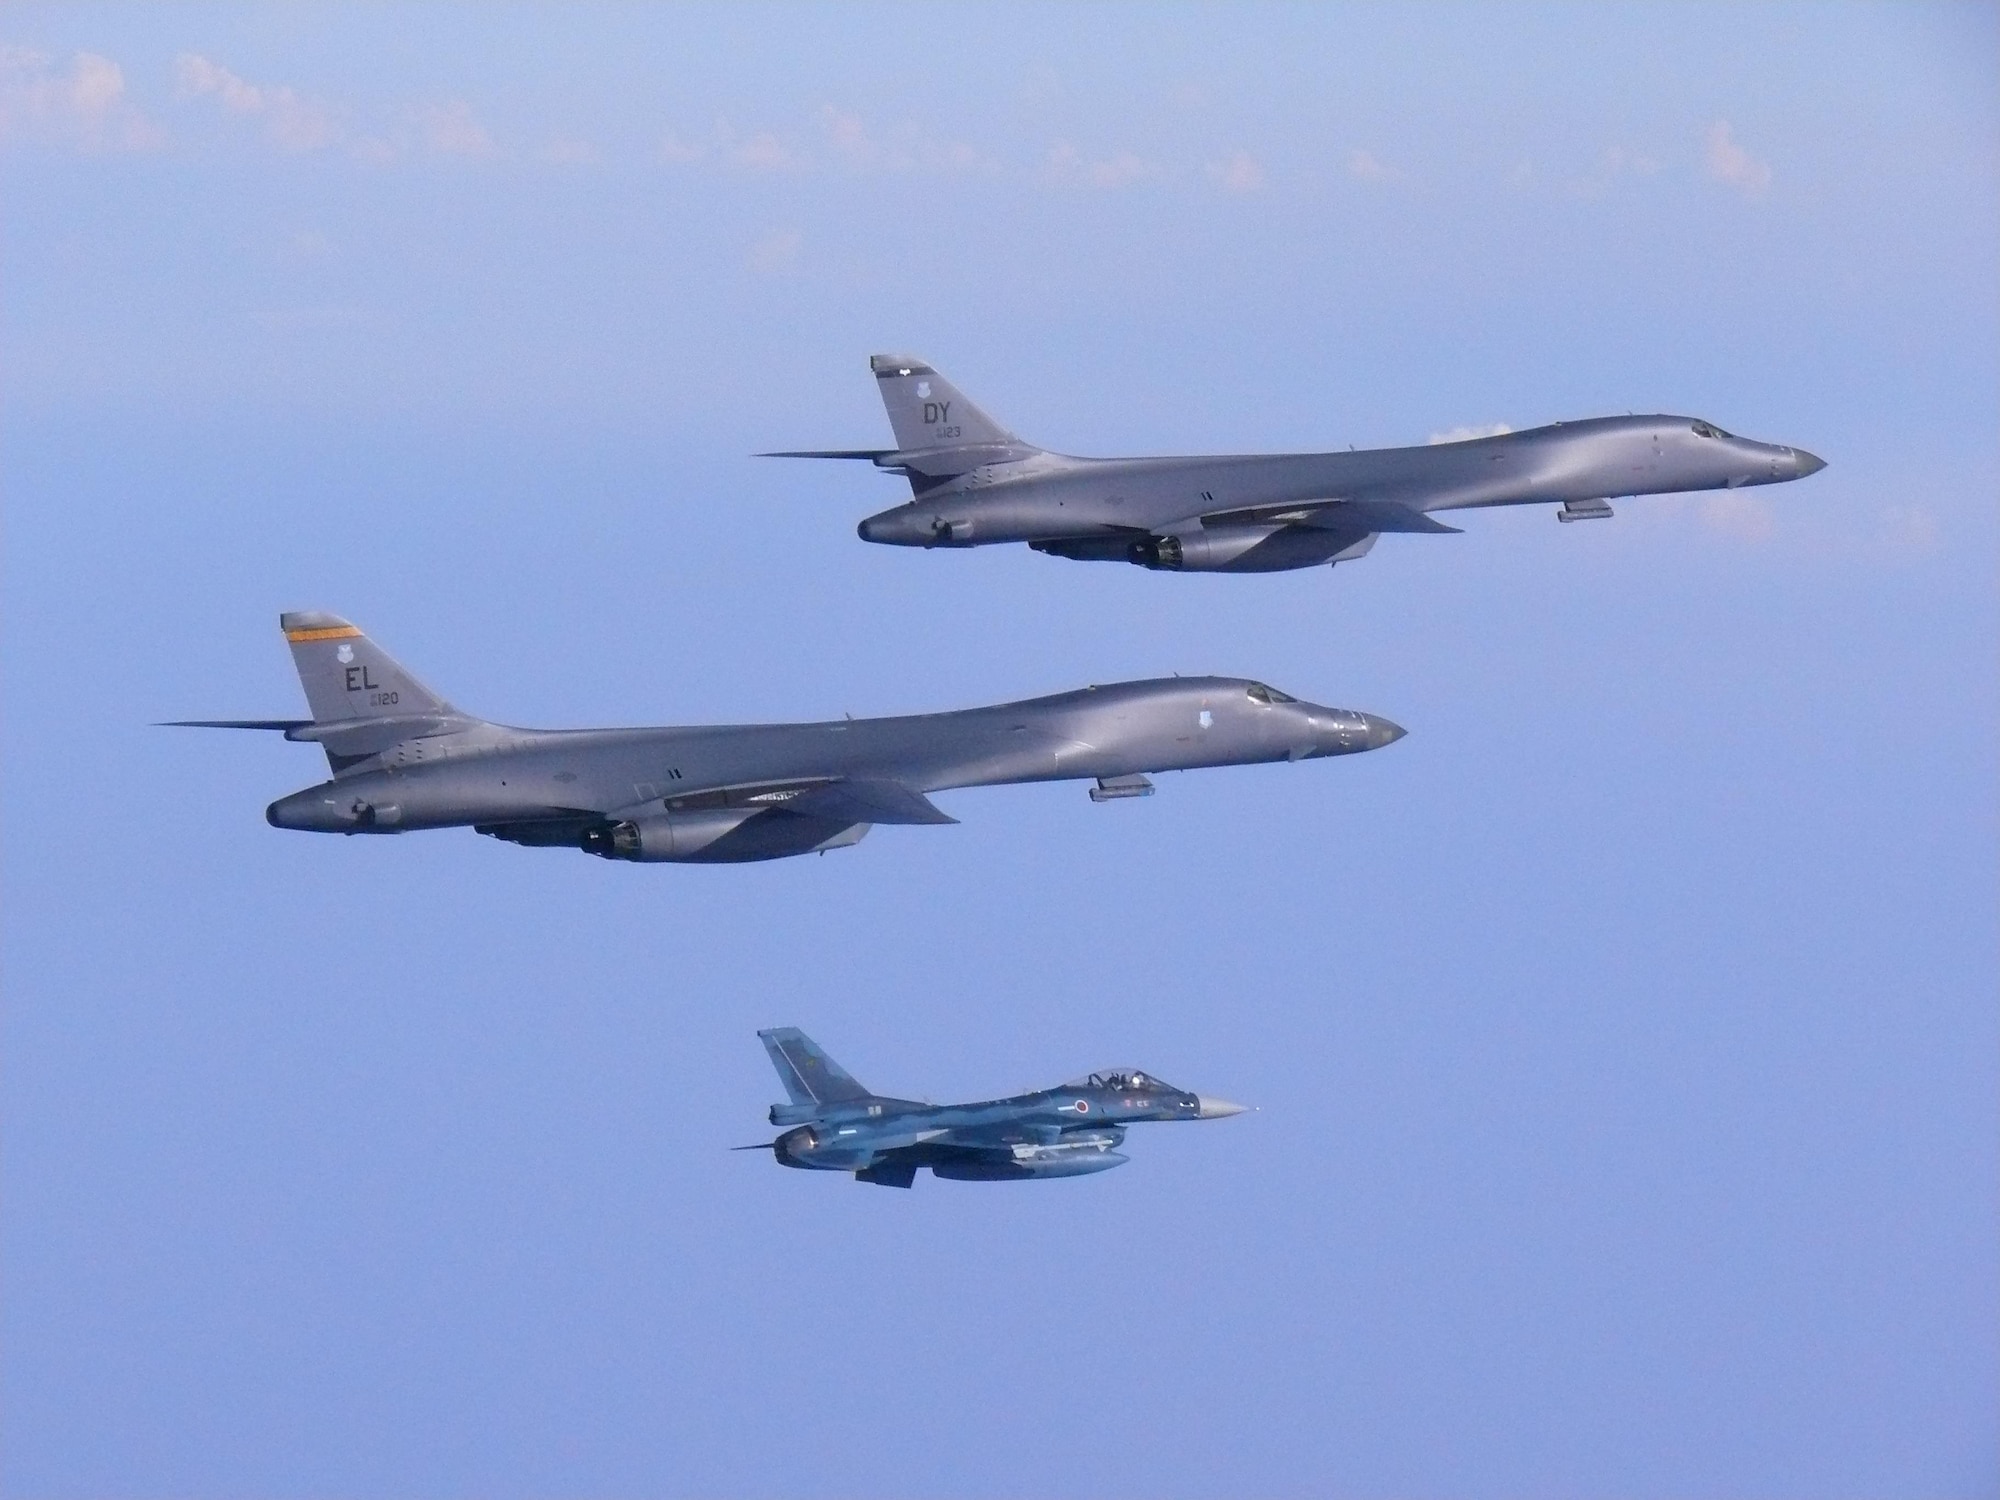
870 355 1032 455
280 611 455 725
759 1027 876 1106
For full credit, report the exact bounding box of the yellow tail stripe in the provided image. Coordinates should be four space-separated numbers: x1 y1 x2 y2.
285 625 363 643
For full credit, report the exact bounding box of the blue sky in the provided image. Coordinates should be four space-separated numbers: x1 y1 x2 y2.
2 5 1995 1496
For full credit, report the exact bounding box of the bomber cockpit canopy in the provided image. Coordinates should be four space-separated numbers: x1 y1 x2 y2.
1690 420 1732 440
1064 1069 1178 1093
1244 682 1297 705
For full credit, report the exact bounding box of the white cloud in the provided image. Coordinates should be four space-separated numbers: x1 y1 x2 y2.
812 105 992 176
1210 150 1265 195
730 130 797 171
819 105 868 158
1347 148 1397 182
1704 121 1770 197
1046 142 1154 189
1429 422 1513 444
174 54 337 150
658 130 705 163
0 46 161 151
417 99 495 157
747 228 802 275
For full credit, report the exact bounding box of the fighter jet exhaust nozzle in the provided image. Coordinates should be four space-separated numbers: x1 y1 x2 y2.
773 1125 820 1168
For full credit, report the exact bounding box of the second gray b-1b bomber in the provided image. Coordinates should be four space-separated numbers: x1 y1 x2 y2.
169 612 1403 863
745 1028 1247 1186
766 354 1826 573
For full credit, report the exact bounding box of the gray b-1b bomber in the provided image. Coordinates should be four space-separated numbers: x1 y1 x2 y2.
169 613 1403 864
766 355 1826 573
744 1028 1248 1187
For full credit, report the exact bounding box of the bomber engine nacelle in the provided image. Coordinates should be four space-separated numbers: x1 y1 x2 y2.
1132 524 1360 573
582 807 868 864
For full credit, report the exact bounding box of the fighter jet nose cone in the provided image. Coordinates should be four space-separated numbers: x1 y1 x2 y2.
1196 1096 1248 1119
1794 448 1827 477
1365 715 1407 750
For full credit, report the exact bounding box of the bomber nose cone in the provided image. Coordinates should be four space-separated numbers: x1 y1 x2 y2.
857 513 889 543
1363 714 1407 750
1793 448 1827 477
1195 1096 1248 1119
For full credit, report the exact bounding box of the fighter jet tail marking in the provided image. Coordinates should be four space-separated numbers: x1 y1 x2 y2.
759 1027 877 1106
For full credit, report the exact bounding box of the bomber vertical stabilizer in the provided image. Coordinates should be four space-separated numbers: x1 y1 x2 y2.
869 354 1035 457
280 611 454 724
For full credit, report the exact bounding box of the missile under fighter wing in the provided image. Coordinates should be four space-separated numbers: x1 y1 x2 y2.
762 354 1827 573
744 1028 1248 1187
165 612 1404 864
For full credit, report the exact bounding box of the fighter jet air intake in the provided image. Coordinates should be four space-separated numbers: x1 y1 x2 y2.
744 1028 1248 1186
167 613 1404 863
764 354 1826 573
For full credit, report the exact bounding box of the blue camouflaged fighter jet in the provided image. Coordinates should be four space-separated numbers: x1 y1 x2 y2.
744 1028 1247 1187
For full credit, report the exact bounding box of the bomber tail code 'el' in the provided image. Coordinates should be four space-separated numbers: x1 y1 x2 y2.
759 1027 875 1106
281 611 453 725
869 354 1024 454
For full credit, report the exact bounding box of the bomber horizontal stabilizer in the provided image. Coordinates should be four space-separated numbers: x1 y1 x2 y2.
160 718 312 731
758 449 895 460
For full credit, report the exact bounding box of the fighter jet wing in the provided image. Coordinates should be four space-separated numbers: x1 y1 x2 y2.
1194 498 1463 534
780 778 958 826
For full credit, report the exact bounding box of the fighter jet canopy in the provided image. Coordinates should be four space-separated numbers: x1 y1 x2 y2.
1064 1069 1178 1093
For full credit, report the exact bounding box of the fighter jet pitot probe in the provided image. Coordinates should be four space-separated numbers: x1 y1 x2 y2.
167 613 1403 864
765 354 1826 573
744 1029 1248 1186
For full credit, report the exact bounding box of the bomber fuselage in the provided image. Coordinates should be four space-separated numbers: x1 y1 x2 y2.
264 675 1401 856
856 414 1824 549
